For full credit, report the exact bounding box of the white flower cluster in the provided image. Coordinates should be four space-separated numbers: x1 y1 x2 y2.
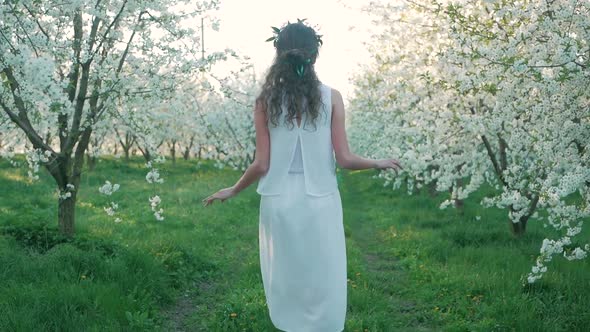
145 156 166 220
104 202 118 216
146 169 164 184
527 239 589 284
25 149 51 181
145 155 166 169
57 183 75 201
98 181 120 195
145 156 165 184
0 149 20 167
98 181 122 223
149 195 164 221
526 196 590 283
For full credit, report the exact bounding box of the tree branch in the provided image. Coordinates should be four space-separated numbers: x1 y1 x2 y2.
1 68 54 153
22 4 50 42
90 0 128 59
117 11 145 73
470 105 507 186
0 99 53 153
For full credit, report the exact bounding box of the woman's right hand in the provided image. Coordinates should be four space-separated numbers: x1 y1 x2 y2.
375 158 403 172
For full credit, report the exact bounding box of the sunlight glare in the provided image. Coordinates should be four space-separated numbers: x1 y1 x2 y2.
207 0 374 100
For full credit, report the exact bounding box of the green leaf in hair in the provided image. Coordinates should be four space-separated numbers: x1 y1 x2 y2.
296 65 305 77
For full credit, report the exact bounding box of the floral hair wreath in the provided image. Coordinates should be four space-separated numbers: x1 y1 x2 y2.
265 18 324 49
265 18 323 77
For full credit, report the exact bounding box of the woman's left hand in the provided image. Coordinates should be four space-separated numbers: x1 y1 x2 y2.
202 187 237 207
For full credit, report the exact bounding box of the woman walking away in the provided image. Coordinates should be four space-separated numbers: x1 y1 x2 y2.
202 19 402 332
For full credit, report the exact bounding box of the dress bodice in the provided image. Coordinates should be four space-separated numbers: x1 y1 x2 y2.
256 83 337 197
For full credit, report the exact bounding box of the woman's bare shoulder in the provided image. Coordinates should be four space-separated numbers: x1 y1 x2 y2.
330 88 343 106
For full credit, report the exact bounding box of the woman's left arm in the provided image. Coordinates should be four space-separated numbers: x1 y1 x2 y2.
202 100 270 207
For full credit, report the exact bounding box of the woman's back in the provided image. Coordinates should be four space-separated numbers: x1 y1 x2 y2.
256 83 339 197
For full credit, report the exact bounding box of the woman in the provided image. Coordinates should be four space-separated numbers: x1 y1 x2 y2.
203 20 401 332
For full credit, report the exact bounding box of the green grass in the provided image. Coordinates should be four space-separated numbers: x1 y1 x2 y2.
0 157 589 331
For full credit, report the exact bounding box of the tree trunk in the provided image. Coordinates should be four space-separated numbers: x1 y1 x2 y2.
138 146 151 162
427 181 438 197
509 218 527 237
115 130 134 162
183 147 190 160
508 195 539 237
86 153 97 171
182 136 195 160
408 178 419 195
142 149 151 162
453 178 464 211
50 155 82 238
169 140 176 165
123 147 130 161
58 193 76 237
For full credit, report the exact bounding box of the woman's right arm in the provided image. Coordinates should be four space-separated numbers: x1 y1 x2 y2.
331 88 402 171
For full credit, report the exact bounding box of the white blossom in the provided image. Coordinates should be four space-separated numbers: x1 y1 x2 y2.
99 181 120 196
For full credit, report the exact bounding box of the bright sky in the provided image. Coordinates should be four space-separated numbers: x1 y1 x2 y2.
206 0 374 101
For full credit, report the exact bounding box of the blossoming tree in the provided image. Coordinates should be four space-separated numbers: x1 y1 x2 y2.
349 0 589 283
0 0 222 236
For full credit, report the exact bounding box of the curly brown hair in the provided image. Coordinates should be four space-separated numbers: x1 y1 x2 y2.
257 21 324 131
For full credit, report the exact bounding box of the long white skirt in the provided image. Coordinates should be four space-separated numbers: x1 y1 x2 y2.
259 172 347 332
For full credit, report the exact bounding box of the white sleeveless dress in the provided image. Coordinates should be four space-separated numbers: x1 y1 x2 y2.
258 120 347 330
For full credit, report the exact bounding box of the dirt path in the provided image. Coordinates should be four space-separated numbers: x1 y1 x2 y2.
159 279 215 332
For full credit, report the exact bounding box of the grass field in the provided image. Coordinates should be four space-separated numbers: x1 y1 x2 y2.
0 157 589 331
